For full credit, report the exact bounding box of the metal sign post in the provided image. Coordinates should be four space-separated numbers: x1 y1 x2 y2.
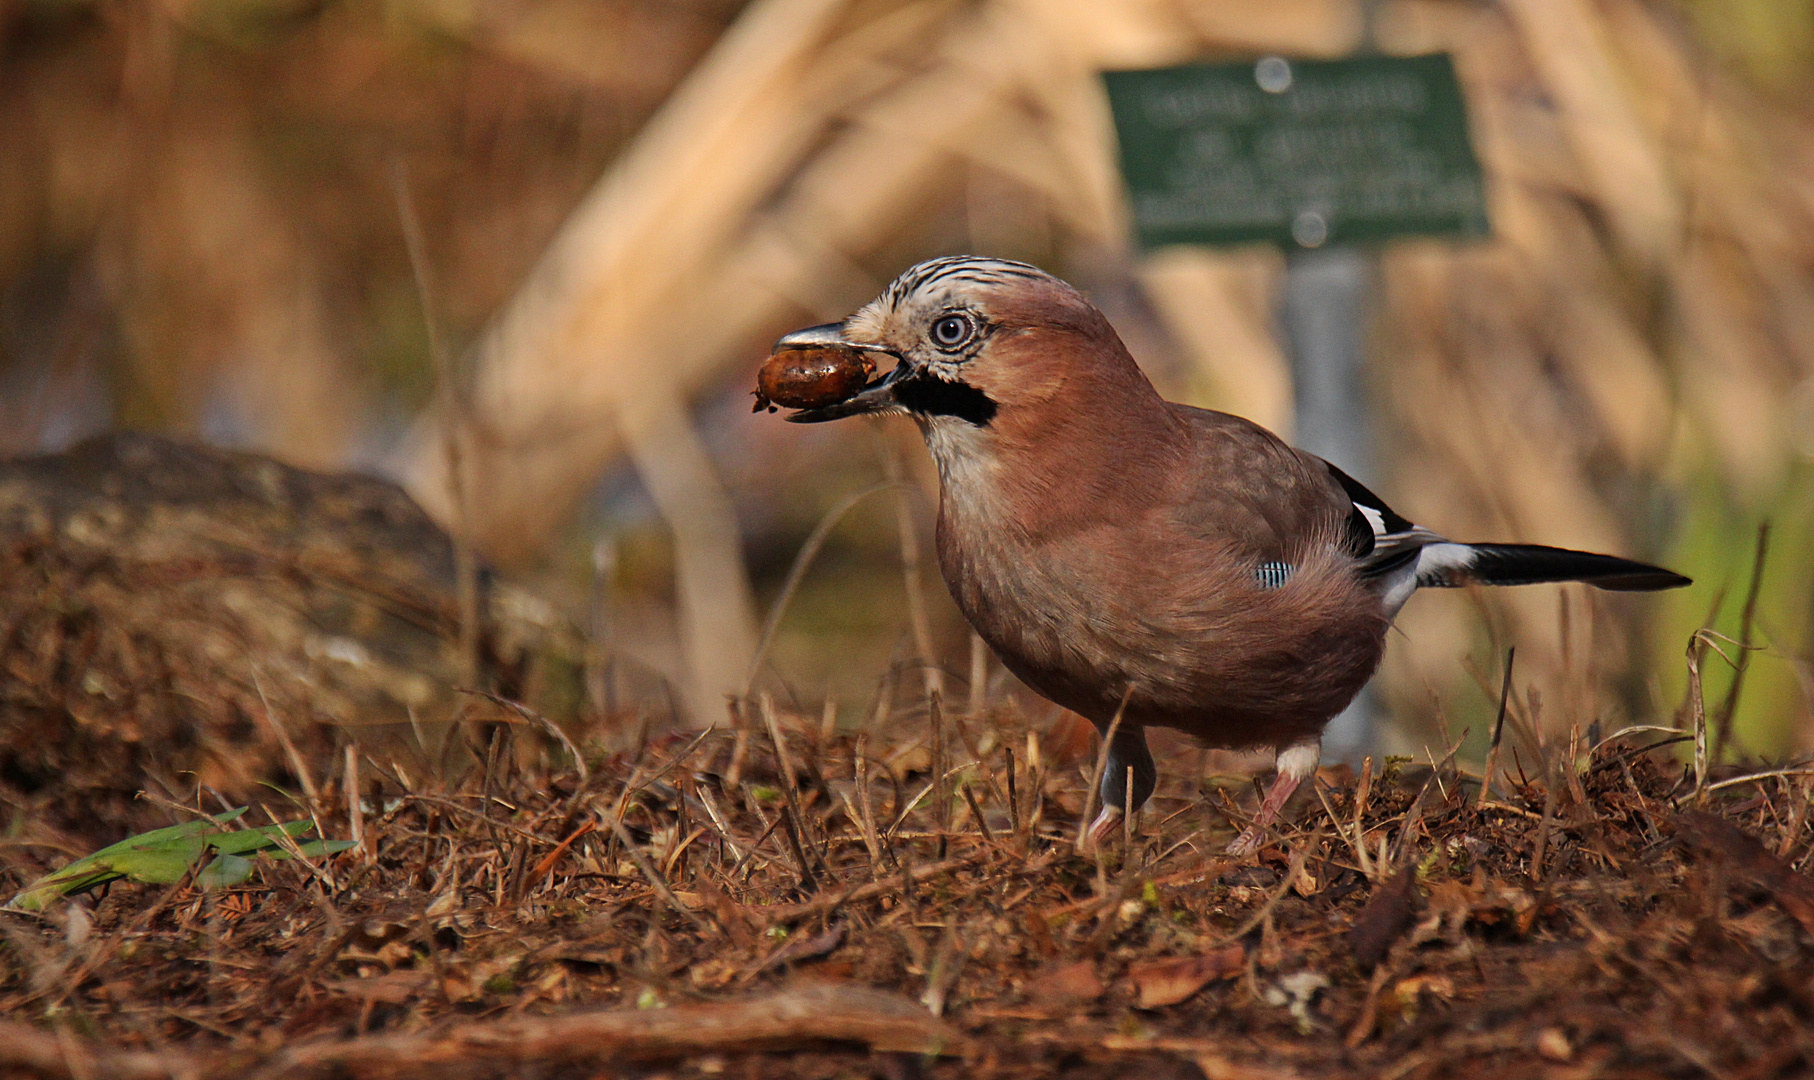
1104 53 1489 759
1282 244 1376 760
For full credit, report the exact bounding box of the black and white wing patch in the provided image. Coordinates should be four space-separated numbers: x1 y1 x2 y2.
1325 464 1427 577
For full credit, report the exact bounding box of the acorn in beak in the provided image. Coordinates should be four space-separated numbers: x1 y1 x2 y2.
766 322 910 423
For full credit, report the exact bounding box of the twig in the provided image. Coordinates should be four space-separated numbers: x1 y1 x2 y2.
1704 764 1814 793
839 788 882 868
529 820 598 881
1314 780 1372 880
458 689 590 785
615 726 718 812
1478 648 1514 808
758 695 818 888
604 814 707 931
850 734 883 869
1346 964 1398 1048
761 853 985 924
1712 522 1770 763
878 436 942 698
694 785 759 869
777 805 819 894
1123 765 1135 852
884 761 980 844
1588 725 1690 759
729 812 788 879
249 667 320 808
392 156 481 690
1076 689 1133 849
929 688 949 834
1531 761 1559 883
1004 744 1022 840
1207 843 1312 949
961 783 996 845
0 1020 185 1080
344 746 365 860
401 795 549 845
1685 630 1717 802
919 921 968 1016
1459 653 1542 767
13 982 951 1080
885 779 937 842
663 826 707 879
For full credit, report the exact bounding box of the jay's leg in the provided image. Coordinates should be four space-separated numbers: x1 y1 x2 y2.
1086 724 1156 846
1226 738 1320 856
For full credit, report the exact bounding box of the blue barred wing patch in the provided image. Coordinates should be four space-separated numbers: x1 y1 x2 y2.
1255 561 1293 589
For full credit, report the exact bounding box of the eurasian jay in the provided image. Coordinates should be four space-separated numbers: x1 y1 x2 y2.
777 256 1689 854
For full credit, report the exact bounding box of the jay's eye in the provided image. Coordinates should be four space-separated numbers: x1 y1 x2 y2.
930 313 975 350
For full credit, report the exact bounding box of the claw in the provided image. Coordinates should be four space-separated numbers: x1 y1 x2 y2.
1224 825 1266 856
1082 805 1123 850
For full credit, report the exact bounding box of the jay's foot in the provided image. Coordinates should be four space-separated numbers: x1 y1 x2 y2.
1222 740 1320 857
1082 805 1122 849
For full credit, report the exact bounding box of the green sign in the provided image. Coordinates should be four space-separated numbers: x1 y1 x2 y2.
1103 54 1488 249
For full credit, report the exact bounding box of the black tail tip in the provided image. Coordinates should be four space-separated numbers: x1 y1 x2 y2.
1465 545 1693 591
1589 568 1693 591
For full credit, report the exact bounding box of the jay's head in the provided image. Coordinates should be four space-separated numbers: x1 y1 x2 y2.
778 256 1149 433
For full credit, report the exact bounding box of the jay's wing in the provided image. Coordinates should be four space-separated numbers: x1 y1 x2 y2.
1322 463 1431 578
1167 406 1363 564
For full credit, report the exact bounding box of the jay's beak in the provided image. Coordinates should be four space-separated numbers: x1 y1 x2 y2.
774 322 911 424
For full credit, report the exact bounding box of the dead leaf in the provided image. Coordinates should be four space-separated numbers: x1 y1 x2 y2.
1024 960 1103 1008
1423 877 1535 939
1349 863 1419 969
424 890 459 920
1127 945 1244 1008
1044 710 1098 765
689 957 740 990
1381 972 1455 1026
1536 1027 1573 1062
1290 862 1321 897
438 961 479 1003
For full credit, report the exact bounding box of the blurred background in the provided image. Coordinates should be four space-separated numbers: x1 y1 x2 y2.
4 0 1813 767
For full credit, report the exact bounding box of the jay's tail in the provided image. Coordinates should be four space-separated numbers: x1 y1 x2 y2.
1326 463 1691 593
1414 542 1690 591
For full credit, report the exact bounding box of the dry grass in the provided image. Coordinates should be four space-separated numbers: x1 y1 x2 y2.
4 689 1813 1079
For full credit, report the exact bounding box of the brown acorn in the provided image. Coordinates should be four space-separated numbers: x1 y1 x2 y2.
752 346 875 412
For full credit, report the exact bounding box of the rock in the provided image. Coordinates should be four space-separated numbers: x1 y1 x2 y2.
0 434 579 840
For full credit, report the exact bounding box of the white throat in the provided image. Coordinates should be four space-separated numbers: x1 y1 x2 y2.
919 416 1001 520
